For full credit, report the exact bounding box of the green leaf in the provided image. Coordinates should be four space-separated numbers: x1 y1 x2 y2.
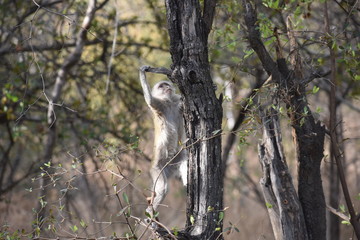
212 129 222 136
331 41 338 50
71 225 78 233
123 192 129 204
265 202 273 209
312 85 320 94
356 193 360 201
190 215 195 225
279 106 284 114
341 220 351 225
80 219 87 228
40 199 47 208
244 49 254 59
300 117 305 127
317 58 324 65
172 227 179 236
303 106 309 115
339 204 346 213
218 211 224 222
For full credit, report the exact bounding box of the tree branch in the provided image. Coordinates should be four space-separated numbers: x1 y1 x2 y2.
203 0 217 35
242 0 280 80
144 66 172 77
326 205 350 222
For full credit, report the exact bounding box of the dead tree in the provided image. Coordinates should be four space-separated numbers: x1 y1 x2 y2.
259 109 308 240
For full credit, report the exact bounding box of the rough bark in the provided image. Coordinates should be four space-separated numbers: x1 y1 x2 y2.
286 84 326 240
242 1 327 239
165 1 224 239
259 109 308 240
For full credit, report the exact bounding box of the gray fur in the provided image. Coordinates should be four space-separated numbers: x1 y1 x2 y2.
139 66 187 212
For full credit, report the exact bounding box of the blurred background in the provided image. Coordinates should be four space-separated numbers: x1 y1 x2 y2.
0 0 359 239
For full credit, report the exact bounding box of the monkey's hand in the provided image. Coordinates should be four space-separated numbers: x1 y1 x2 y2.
140 65 151 72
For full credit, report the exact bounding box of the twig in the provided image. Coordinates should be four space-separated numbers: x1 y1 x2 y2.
105 0 120 93
115 191 136 238
327 205 350 221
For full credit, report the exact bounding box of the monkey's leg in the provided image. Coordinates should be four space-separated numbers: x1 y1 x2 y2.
150 167 169 211
176 150 188 186
179 159 188 186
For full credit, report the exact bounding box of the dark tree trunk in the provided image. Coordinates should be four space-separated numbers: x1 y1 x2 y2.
258 109 308 240
165 1 224 239
286 85 326 240
328 137 340 240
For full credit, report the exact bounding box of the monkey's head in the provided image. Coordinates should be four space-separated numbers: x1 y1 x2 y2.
152 81 175 100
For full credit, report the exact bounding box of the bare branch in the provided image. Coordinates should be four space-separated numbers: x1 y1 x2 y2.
144 66 172 77
105 0 120 93
47 0 98 125
327 205 350 221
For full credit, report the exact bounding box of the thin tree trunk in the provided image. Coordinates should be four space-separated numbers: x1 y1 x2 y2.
286 85 326 240
325 3 340 239
259 109 308 240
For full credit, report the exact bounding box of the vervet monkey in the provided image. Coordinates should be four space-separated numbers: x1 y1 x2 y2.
139 66 188 213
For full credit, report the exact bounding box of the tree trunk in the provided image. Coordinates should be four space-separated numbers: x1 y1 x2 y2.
242 1 327 239
325 3 340 238
286 86 326 240
165 1 224 239
258 109 308 240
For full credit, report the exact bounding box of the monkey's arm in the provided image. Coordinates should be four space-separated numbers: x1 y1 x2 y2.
139 65 167 112
139 66 153 106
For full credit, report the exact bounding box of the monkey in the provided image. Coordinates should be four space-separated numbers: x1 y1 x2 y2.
139 65 187 214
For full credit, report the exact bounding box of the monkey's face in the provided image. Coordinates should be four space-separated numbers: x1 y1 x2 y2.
152 81 174 100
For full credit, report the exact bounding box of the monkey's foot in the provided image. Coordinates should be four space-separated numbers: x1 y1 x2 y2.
144 217 158 229
145 206 160 229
